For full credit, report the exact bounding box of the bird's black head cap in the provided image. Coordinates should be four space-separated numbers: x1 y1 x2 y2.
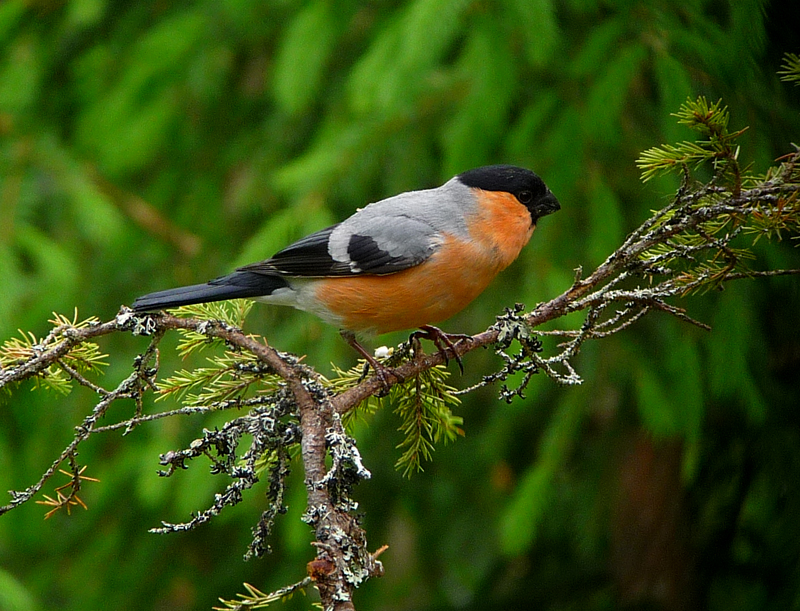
457 164 561 221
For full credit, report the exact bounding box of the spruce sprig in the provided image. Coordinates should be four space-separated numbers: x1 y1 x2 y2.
636 96 746 182
326 356 463 477
0 311 108 395
778 52 800 85
157 300 279 408
392 365 463 477
170 299 253 357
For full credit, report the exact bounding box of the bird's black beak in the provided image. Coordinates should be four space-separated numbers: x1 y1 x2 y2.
531 191 560 221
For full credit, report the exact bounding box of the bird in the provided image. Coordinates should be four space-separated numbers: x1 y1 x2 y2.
132 165 560 375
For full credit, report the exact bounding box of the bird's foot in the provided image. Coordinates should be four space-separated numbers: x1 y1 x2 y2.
409 325 473 374
341 330 402 395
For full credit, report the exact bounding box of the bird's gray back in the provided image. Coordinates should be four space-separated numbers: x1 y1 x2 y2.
328 178 476 262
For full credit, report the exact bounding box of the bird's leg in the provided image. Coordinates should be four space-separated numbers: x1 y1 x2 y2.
410 324 473 374
340 330 401 391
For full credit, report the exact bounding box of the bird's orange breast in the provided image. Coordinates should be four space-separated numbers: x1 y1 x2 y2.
313 190 534 335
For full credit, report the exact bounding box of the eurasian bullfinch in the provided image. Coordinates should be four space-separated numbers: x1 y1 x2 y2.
132 165 560 367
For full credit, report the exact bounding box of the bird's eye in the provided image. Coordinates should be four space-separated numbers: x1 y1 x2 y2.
517 190 533 204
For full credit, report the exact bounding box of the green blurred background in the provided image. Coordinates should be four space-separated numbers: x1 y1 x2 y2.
1 1 799 609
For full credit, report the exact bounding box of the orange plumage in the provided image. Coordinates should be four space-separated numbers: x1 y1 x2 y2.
314 190 536 334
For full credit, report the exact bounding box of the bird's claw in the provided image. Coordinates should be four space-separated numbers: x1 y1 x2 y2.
410 324 473 374
343 330 402 394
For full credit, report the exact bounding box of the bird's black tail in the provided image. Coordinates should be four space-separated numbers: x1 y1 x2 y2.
132 271 288 312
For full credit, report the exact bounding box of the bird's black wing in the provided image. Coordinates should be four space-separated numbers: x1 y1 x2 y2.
238 224 348 276
241 216 438 277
